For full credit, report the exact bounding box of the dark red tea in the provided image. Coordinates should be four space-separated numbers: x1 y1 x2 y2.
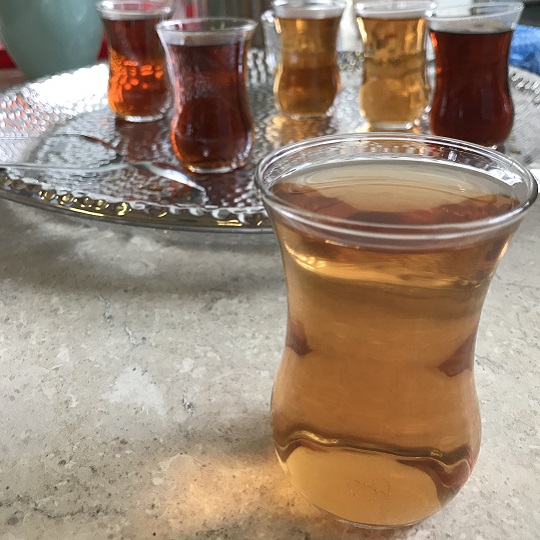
429 27 514 146
167 40 254 172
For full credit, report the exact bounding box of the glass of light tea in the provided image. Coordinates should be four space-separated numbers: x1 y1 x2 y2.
256 133 537 529
97 0 173 122
427 2 524 148
157 17 257 173
272 0 346 119
356 0 434 130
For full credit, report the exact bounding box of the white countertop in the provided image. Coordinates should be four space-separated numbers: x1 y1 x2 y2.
0 70 539 540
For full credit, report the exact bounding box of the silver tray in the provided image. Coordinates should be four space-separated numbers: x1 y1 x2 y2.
1 50 539 233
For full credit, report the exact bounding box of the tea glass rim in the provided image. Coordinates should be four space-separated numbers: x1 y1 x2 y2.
96 0 173 17
272 0 346 6
426 1 524 23
272 0 346 18
255 133 538 243
356 0 435 18
156 17 258 37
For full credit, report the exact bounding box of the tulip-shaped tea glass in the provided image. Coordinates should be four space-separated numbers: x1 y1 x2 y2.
272 0 346 118
356 0 434 130
97 0 174 122
256 133 537 528
427 2 524 147
157 17 257 173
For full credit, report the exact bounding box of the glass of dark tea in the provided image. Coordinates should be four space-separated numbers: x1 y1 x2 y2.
157 17 257 173
356 0 434 130
97 0 173 122
272 0 346 119
256 133 537 529
427 2 524 147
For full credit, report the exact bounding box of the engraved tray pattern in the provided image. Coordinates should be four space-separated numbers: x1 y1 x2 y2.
0 50 539 232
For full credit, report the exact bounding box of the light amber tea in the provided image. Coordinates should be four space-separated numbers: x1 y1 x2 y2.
357 3 431 129
269 159 520 527
274 3 344 118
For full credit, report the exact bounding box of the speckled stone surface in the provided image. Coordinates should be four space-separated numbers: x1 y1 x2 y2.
1 68 539 540
0 192 539 540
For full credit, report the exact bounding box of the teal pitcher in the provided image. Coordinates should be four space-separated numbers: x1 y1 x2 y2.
0 0 103 79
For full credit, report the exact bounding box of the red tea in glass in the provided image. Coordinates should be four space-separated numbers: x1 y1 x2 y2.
427 2 523 147
157 18 256 173
97 1 173 122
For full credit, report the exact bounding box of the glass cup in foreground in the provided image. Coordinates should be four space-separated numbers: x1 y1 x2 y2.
356 0 434 130
157 17 256 174
272 0 346 119
256 133 537 529
427 2 524 147
97 0 173 122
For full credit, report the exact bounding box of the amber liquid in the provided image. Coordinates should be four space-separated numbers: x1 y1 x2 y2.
274 13 342 118
103 14 170 121
269 160 519 527
167 40 254 172
430 27 514 147
358 16 430 128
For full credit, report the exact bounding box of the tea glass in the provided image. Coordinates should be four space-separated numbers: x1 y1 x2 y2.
256 133 537 528
427 2 524 147
272 0 346 119
97 0 173 122
356 0 434 130
157 18 257 173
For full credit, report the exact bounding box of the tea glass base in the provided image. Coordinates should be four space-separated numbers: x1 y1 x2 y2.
310 499 429 531
116 112 165 123
365 120 419 131
186 162 245 174
277 105 334 121
356 120 422 134
430 130 508 152
277 453 438 531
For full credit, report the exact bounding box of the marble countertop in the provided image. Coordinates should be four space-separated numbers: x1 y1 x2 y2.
0 71 539 540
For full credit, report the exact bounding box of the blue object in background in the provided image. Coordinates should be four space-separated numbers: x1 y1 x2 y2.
510 25 540 75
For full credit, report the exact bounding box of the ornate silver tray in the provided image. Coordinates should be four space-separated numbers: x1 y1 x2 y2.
0 50 539 232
